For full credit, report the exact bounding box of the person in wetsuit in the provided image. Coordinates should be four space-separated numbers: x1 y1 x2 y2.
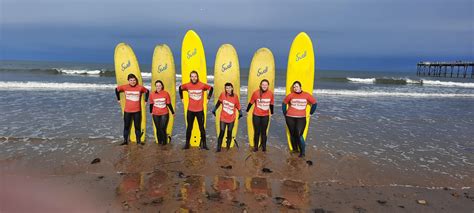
179 71 213 150
212 82 243 152
282 81 317 157
246 79 274 152
115 74 149 145
149 80 175 145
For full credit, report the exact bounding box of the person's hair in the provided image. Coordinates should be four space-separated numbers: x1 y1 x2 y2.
190 70 199 78
224 82 234 96
292 81 302 92
127 74 137 80
259 79 269 91
155 80 164 90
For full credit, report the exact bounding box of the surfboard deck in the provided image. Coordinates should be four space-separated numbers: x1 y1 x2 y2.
247 48 275 148
285 32 315 151
214 44 240 148
114 43 146 143
151 44 176 144
181 30 208 147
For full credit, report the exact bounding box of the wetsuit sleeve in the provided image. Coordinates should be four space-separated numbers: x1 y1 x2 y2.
282 104 287 115
246 103 253 112
144 89 149 102
270 104 274 115
149 104 153 113
167 104 175 114
207 86 214 99
310 103 317 115
115 88 121 101
178 85 184 99
212 101 221 115
214 100 222 110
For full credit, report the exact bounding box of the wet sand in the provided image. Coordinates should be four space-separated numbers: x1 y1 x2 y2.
1 136 473 212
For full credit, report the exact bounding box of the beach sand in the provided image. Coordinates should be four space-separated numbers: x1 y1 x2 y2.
1 136 473 212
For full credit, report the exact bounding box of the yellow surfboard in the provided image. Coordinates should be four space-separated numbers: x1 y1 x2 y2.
181 30 208 147
247 48 275 147
114 43 146 143
213 44 240 148
285 32 315 151
151 44 176 144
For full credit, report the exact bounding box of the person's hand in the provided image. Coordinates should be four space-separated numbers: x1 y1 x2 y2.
173 113 176 117
212 109 216 116
238 113 243 119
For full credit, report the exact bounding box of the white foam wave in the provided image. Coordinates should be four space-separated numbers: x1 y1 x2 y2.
406 79 421 84
1 81 473 97
422 80 474 88
0 81 115 90
148 73 213 80
57 69 102 75
238 86 474 98
315 89 474 98
347 78 375 84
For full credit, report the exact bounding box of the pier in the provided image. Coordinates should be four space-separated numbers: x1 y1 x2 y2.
416 61 474 78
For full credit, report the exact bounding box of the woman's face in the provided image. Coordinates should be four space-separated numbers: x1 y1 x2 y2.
293 83 301 93
128 78 137 86
225 85 233 95
260 81 269 91
155 82 163 92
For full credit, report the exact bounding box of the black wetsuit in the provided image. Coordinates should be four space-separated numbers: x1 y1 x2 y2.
285 116 306 152
115 87 149 144
149 103 175 145
179 84 213 149
246 103 274 151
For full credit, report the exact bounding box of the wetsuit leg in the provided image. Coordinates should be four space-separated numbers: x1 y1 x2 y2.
123 112 133 143
185 111 197 149
217 121 226 152
285 116 299 151
260 115 269 151
152 115 161 144
296 117 307 156
196 111 208 149
226 122 234 149
252 115 261 151
160 114 169 144
132 112 142 144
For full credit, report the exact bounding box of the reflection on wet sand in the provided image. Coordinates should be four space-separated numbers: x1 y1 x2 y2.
180 175 205 210
280 179 309 208
246 177 271 196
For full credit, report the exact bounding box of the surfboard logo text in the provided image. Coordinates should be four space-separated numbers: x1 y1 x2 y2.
257 66 268 77
121 60 131 71
221 61 232 72
296 51 307 62
158 63 168 73
187 48 197 59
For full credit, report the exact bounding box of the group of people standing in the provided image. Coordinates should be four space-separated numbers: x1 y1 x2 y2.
115 71 317 157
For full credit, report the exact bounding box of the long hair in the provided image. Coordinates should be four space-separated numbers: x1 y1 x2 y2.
155 80 164 91
190 70 199 82
259 79 269 97
292 81 302 93
224 82 234 96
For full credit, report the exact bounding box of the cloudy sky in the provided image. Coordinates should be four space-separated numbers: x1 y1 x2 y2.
1 0 472 70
